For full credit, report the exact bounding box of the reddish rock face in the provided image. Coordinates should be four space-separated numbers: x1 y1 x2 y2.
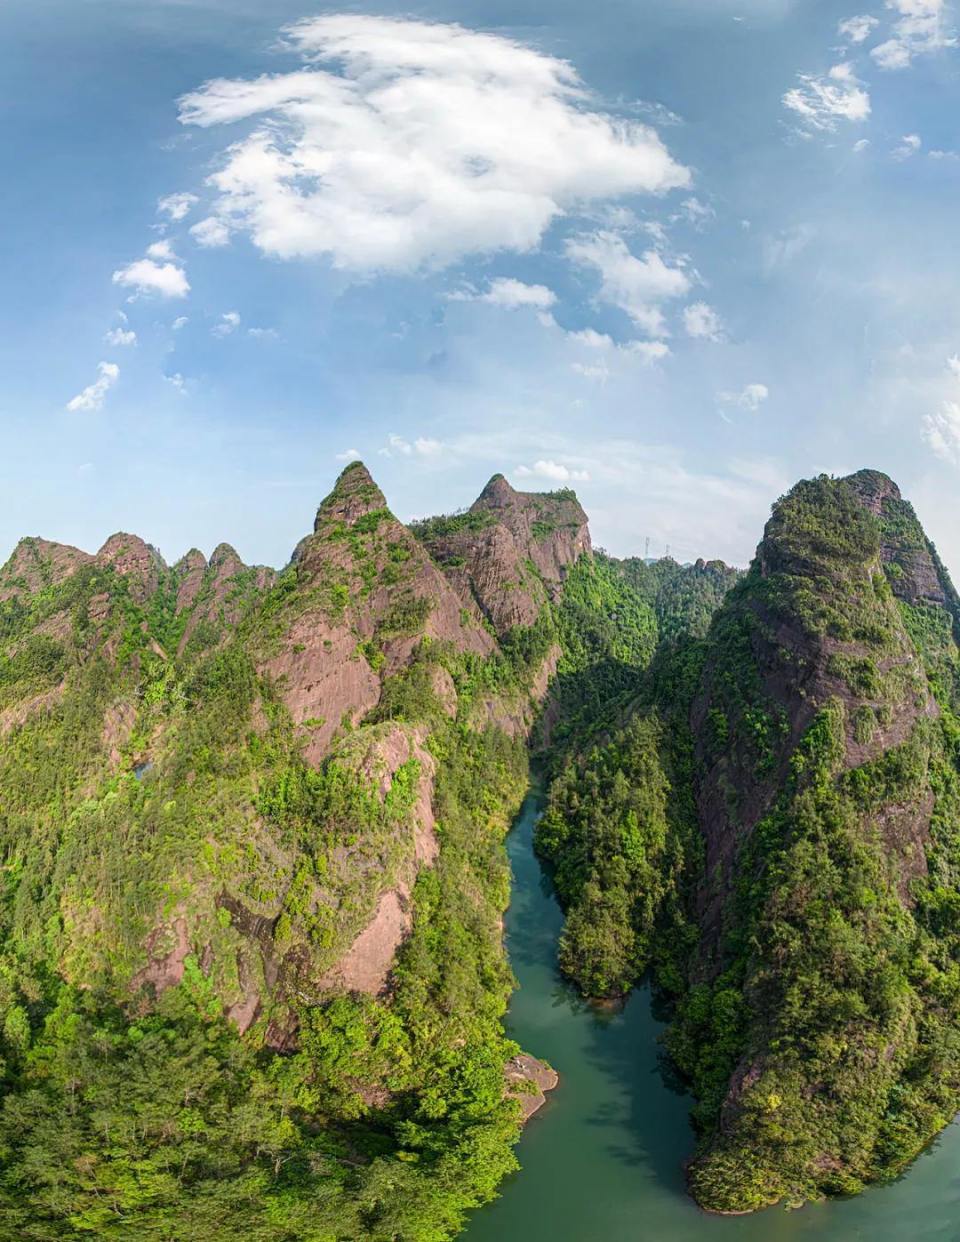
471 474 591 594
176 543 275 653
96 532 166 602
415 473 591 637
845 469 954 610
267 462 495 764
0 536 93 602
174 549 207 614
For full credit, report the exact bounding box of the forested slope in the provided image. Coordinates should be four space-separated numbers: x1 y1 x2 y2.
539 469 960 1215
0 464 592 1240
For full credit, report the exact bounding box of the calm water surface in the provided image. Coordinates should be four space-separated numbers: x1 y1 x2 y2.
465 793 960 1242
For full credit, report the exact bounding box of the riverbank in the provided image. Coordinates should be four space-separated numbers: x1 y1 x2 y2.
464 791 960 1242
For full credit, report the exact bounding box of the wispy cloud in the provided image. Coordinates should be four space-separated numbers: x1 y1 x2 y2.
719 382 769 412
838 14 880 43
66 362 119 412
104 327 137 347
683 301 724 341
892 132 922 159
514 459 590 482
379 433 445 458
566 231 690 337
923 356 960 464
157 192 198 222
212 310 241 337
783 63 870 132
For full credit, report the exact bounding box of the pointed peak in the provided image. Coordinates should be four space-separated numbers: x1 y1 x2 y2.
473 473 518 510
209 542 244 572
315 461 389 530
96 533 167 601
175 548 207 574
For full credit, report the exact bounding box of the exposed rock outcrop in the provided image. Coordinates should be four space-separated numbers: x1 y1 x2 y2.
0 536 93 602
505 1053 559 1122
413 473 590 636
96 533 166 603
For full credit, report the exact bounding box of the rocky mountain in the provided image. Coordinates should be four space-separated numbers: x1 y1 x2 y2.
10 460 953 1234
411 473 590 636
0 462 596 1240
537 468 960 1217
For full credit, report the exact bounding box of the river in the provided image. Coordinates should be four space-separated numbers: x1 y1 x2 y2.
464 792 960 1242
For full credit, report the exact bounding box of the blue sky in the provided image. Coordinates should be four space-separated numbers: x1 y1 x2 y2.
3 0 960 570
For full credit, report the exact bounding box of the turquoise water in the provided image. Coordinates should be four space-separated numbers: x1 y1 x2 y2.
465 793 960 1242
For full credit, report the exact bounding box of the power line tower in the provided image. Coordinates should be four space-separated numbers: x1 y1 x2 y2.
666 543 672 559
644 536 650 560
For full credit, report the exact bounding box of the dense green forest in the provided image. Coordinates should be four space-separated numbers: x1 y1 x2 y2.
537 470 960 1215
7 462 959 1232
0 467 591 1240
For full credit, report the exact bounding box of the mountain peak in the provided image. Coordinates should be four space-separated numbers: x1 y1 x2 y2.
843 468 902 514
209 542 244 571
473 473 518 510
0 536 93 602
315 461 388 530
96 533 166 602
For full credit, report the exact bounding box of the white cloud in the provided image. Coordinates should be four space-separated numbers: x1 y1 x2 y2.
212 310 241 337
676 196 715 228
165 372 187 394
893 133 922 159
104 327 137 347
481 278 557 309
112 256 190 298
190 216 231 247
567 327 614 348
872 37 914 67
628 340 671 363
451 277 557 309
563 326 669 365
683 301 724 341
719 382 769 412
571 360 610 382
336 447 360 461
783 62 870 131
172 316 189 331
147 239 176 261
872 0 955 71
838 14 880 42
177 15 690 273
515 459 590 482
158 192 198 221
248 326 279 340
379 432 445 458
566 231 690 336
66 362 119 413
853 138 871 152
923 356 960 463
